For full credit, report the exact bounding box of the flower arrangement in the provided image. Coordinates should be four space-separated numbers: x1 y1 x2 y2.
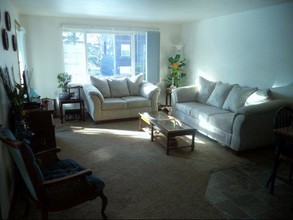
165 54 186 87
0 66 27 120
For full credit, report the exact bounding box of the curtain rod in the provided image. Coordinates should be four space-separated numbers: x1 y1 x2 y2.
60 24 160 32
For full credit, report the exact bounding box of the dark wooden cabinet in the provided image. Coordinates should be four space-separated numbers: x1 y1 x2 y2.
25 110 56 153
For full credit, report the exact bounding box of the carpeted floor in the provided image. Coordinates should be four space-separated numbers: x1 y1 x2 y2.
15 116 288 219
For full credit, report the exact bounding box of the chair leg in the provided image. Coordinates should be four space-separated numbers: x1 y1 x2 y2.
99 192 108 219
268 159 281 194
267 144 283 194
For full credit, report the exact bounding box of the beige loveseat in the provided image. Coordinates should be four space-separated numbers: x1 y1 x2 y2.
83 74 160 123
172 76 286 153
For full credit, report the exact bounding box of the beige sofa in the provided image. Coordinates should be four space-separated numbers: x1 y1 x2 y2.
83 74 160 123
172 76 286 153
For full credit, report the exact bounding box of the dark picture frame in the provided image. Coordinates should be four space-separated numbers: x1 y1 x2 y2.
12 34 17 51
2 29 9 50
5 11 11 31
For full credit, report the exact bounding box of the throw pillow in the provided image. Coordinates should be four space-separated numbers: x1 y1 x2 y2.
196 76 216 103
90 76 111 98
108 78 130 98
223 84 257 112
206 82 234 108
245 89 271 106
128 73 143 96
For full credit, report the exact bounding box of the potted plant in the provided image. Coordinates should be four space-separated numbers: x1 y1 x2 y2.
165 54 186 88
0 67 33 139
57 72 72 99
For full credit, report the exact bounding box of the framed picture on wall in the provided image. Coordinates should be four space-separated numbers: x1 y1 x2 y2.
2 29 9 50
12 35 17 51
5 11 11 31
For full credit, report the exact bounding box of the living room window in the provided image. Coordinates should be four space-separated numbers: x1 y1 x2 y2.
61 27 159 84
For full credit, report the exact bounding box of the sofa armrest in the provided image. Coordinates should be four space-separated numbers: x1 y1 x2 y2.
140 81 160 99
236 99 287 115
83 84 104 102
230 99 288 151
172 85 198 103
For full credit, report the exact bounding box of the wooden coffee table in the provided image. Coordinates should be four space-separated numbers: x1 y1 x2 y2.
138 111 173 130
138 111 196 155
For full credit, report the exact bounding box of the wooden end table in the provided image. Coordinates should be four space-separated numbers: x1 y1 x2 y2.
59 98 85 124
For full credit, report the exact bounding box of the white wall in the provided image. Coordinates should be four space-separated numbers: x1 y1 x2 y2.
0 1 21 219
182 2 293 101
19 15 181 105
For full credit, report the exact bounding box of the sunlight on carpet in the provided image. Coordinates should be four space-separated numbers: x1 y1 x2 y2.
73 127 150 140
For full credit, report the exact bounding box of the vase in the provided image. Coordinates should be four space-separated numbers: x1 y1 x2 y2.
58 92 70 100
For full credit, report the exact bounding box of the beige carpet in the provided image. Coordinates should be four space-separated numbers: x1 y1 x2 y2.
28 117 273 219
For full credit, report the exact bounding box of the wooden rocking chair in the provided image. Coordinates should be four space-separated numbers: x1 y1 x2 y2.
0 126 108 219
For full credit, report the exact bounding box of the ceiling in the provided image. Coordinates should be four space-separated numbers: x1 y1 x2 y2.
10 0 292 24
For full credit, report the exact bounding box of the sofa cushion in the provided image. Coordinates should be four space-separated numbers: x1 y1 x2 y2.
175 102 196 116
208 112 235 133
223 84 257 112
108 78 130 98
245 89 271 106
189 103 230 121
128 73 143 96
90 76 111 98
140 82 160 99
206 82 234 108
102 98 127 110
196 76 216 104
122 96 151 108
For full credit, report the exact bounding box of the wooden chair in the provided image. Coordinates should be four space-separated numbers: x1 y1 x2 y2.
266 106 293 194
0 127 108 219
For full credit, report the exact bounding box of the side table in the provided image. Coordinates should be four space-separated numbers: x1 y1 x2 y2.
59 98 85 124
165 88 172 106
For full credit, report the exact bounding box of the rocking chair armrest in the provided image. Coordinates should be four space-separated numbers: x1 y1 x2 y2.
40 169 93 188
35 147 61 168
35 147 61 157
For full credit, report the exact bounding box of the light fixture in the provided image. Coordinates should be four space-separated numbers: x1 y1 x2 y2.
175 44 184 52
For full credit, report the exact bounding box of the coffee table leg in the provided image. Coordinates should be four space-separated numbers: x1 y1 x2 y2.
138 116 142 131
191 131 195 151
151 123 154 142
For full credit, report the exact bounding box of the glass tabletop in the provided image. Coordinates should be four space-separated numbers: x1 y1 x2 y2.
153 118 193 131
139 111 174 121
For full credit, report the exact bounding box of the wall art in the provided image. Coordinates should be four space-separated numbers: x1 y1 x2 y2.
12 34 17 51
2 29 9 50
5 11 11 31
